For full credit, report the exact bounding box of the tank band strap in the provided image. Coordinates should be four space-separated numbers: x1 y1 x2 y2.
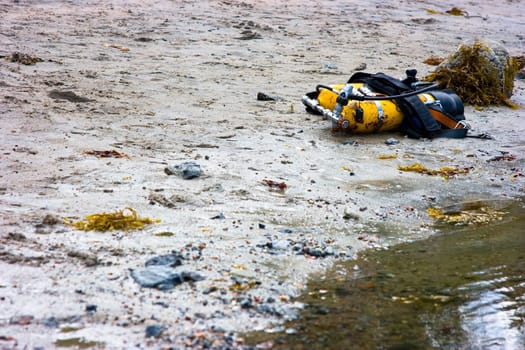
373 101 384 132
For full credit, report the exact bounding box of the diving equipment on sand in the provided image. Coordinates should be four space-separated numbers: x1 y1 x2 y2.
302 70 471 139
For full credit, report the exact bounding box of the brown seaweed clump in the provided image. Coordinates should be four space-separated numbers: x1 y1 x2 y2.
424 40 521 107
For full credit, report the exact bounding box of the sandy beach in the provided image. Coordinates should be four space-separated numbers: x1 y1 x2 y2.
1 0 524 348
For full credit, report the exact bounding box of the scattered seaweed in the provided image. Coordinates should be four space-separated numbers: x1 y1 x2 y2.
445 7 466 16
378 154 398 160
425 9 441 15
5 52 43 65
229 280 260 292
398 163 470 179
262 179 287 191
427 206 505 225
54 337 104 349
66 207 159 232
423 56 444 66
155 231 175 237
83 149 128 158
424 40 520 107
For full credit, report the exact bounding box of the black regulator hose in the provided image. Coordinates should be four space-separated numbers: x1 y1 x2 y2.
315 82 439 101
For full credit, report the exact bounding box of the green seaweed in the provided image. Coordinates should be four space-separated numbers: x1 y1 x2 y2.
55 337 103 348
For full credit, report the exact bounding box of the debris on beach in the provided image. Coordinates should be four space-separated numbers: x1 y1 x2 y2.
130 265 204 290
236 30 262 40
398 163 470 179
83 149 128 158
384 138 400 145
165 161 202 179
48 89 94 103
445 7 467 16
423 56 445 66
486 153 516 162
145 325 164 338
424 40 521 107
262 179 287 191
3 52 43 65
378 154 397 160
130 252 204 290
256 237 339 258
66 207 159 232
427 206 506 225
426 7 487 19
257 92 279 101
145 253 184 268
103 43 130 52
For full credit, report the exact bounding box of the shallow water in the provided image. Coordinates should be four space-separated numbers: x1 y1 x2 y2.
246 199 525 349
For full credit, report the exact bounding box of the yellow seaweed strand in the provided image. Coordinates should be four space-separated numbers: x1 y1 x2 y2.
67 207 160 232
398 163 469 178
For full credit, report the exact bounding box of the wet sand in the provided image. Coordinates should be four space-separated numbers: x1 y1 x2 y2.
1 0 524 348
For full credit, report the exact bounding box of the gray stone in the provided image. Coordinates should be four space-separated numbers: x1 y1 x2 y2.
165 161 201 179
130 265 204 290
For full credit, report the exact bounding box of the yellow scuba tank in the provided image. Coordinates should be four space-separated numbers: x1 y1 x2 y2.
314 83 439 133
302 70 471 138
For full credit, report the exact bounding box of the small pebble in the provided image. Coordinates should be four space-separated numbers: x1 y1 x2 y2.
278 228 293 234
257 92 278 101
145 324 163 338
323 63 338 70
385 137 400 145
342 140 358 146
239 297 253 309
85 304 97 313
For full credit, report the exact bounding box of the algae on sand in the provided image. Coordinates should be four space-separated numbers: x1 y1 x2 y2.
398 163 470 179
424 40 521 107
66 207 160 232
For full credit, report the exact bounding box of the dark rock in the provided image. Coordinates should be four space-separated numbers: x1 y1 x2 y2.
239 297 253 309
85 304 97 313
211 213 225 220
145 324 163 338
145 253 183 268
135 37 154 42
257 92 278 101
